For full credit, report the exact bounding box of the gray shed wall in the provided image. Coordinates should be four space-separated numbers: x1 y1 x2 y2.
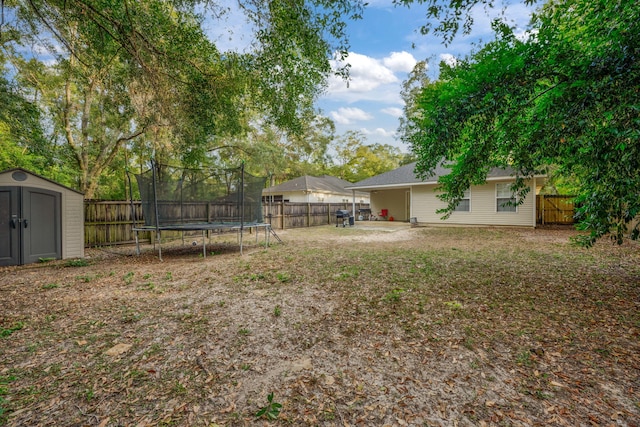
0 170 84 260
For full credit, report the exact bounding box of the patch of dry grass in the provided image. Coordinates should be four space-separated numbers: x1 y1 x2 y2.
1 225 639 426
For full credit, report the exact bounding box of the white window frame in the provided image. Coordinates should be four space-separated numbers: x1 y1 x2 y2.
454 188 471 212
496 183 517 213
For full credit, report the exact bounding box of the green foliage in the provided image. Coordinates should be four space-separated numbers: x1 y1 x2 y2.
331 131 409 181
276 272 291 283
444 301 463 310
405 0 640 246
255 392 282 420
65 259 90 267
2 0 367 198
0 71 49 173
1 322 24 338
123 272 135 285
393 0 540 45
383 288 405 303
0 374 16 424
516 350 533 367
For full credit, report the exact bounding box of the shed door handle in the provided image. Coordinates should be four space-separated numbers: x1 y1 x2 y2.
23 219 28 228
10 219 17 229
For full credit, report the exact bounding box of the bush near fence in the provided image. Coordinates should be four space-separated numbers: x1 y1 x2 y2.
84 201 370 247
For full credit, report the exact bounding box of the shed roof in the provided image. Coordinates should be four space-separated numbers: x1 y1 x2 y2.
0 167 84 195
346 162 517 190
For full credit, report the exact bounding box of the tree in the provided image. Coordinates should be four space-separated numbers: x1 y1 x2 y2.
393 0 539 46
398 59 430 149
0 70 48 173
402 0 640 246
2 0 366 196
331 131 407 182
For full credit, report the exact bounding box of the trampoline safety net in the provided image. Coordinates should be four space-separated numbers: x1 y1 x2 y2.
134 163 266 228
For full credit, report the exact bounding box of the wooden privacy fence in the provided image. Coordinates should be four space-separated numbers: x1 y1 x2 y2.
262 202 370 229
84 201 150 247
536 195 577 225
84 201 369 247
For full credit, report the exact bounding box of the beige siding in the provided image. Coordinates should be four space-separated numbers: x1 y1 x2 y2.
412 179 536 227
0 170 84 259
62 191 85 258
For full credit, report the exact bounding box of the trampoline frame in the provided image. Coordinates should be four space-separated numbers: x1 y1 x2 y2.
131 222 271 260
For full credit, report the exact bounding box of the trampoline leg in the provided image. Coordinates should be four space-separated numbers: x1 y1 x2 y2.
202 230 206 258
158 231 163 262
135 230 140 255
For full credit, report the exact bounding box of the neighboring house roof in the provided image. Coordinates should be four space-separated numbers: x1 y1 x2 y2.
346 162 518 190
263 175 368 196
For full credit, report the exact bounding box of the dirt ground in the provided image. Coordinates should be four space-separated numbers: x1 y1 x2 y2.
1 223 639 426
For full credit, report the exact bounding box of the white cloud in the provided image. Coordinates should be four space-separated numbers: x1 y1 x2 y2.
361 127 396 138
383 51 417 73
328 52 398 94
330 107 373 125
439 53 458 67
325 51 418 104
381 107 403 118
516 28 538 42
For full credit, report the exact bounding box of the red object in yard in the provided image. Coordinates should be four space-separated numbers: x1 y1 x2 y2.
380 209 388 217
389 216 394 221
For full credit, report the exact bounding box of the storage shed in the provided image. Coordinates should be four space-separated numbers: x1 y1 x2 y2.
0 168 84 266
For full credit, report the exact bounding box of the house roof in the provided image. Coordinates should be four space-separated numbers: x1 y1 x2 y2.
346 162 518 190
263 175 368 196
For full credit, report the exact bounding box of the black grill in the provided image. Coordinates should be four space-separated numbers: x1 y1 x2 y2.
336 209 351 227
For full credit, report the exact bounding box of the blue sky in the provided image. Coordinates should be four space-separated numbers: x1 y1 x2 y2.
202 0 536 152
315 0 536 152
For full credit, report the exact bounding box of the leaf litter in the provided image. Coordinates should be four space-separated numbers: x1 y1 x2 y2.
0 224 639 426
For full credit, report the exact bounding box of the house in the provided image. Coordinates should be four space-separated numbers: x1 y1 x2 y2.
263 175 370 204
0 168 85 266
346 162 545 227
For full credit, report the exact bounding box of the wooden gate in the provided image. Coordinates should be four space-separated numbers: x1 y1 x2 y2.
537 195 576 225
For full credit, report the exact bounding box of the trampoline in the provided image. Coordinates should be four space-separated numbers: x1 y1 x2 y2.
129 161 273 260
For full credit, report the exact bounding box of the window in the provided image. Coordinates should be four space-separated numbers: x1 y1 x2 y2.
454 188 471 212
496 183 517 212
